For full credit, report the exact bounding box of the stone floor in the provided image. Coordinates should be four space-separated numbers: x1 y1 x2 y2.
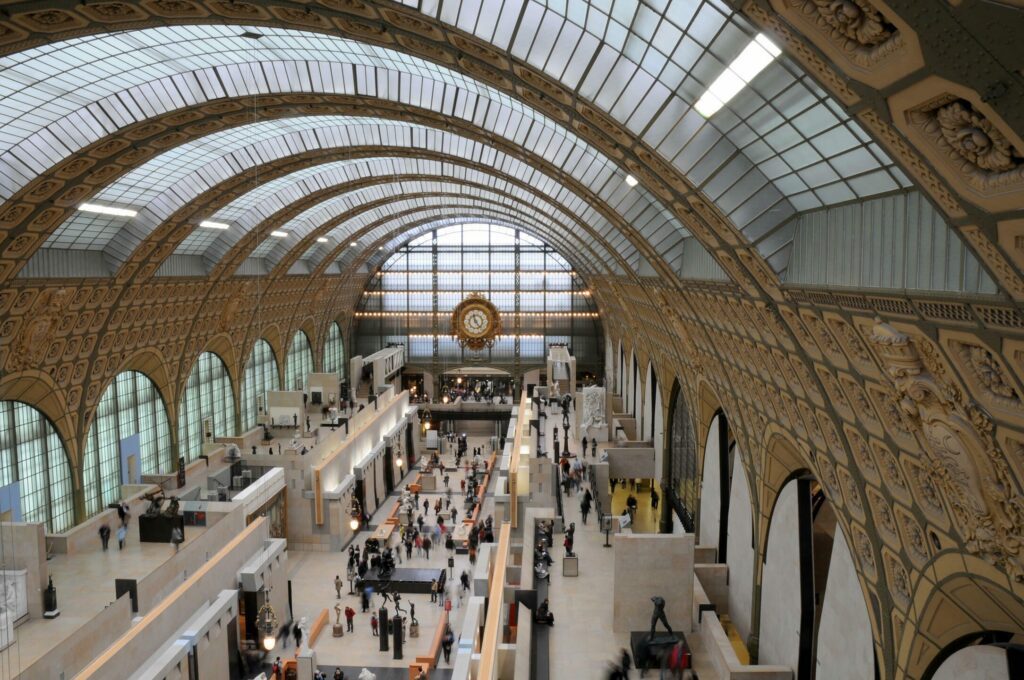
285 434 497 676
541 402 721 679
0 520 210 675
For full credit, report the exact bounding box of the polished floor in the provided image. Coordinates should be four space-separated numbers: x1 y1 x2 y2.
286 434 496 674
542 402 721 679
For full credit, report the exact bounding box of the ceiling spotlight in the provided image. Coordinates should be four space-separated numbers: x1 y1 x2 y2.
78 202 138 217
350 241 358 247
624 175 638 187
378 247 384 251
270 231 288 238
695 33 781 117
317 237 328 243
199 220 230 230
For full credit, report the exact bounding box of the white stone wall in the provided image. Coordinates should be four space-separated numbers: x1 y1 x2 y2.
725 446 754 642
699 414 722 551
758 481 802 673
815 524 874 680
933 645 1010 680
612 533 694 634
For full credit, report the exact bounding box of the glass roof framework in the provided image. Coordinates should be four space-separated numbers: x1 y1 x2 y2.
41 114 657 274
288 197 611 277
151 124 644 269
423 0 914 268
0 17 915 282
252 179 617 267
341 213 582 274
5 28 680 274
296 213 605 279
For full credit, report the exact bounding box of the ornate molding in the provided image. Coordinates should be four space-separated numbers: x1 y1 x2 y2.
870 321 1024 581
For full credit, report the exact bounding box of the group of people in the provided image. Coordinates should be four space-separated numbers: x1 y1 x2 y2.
97 500 132 551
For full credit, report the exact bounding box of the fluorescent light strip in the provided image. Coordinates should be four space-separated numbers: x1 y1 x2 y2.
199 220 230 230
270 231 288 238
625 174 638 187
78 202 137 217
695 33 781 118
317 237 329 243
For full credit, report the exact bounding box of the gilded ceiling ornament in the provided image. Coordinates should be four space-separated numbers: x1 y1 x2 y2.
950 340 1021 407
935 101 1021 173
870 321 1024 580
7 288 70 372
808 0 894 47
852 525 878 579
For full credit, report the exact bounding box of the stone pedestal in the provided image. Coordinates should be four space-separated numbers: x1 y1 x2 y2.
332 624 344 637
409 622 419 637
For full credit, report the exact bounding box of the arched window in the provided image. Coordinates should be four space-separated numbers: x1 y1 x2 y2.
83 371 172 516
0 402 75 533
667 381 697 531
242 339 280 430
179 352 236 462
285 330 313 391
323 322 345 380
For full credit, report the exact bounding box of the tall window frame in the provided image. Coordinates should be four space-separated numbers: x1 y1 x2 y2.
83 371 172 516
323 322 345 380
241 339 280 430
667 381 698 532
0 401 75 533
285 330 313 391
179 352 236 462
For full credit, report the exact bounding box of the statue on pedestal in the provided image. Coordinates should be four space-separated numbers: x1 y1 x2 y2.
648 596 673 639
162 496 180 518
142 491 165 517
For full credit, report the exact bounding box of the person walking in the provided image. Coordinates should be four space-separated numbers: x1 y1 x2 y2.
581 436 588 454
442 627 454 663
424 499 430 515
170 526 184 552
293 622 303 649
370 614 378 636
580 494 591 525
450 507 458 524
98 523 111 551
430 579 439 603
335 574 343 599
443 473 450 489
345 606 356 632
651 487 660 510
117 524 127 550
423 536 432 560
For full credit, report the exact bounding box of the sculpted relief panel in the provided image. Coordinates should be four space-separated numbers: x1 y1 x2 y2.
871 321 1024 581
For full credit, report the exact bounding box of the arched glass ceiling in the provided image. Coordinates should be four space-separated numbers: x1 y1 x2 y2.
254 180 616 265
124 122 649 266
43 118 658 275
303 198 611 276
340 212 586 273
0 19 914 280
290 209 598 278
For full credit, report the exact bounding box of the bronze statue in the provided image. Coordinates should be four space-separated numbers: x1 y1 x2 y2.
649 596 673 638
162 496 180 517
142 491 165 517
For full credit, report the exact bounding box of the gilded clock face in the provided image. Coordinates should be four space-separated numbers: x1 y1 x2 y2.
462 308 491 337
452 294 502 351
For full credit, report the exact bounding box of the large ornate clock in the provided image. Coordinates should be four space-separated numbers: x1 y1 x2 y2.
451 293 502 351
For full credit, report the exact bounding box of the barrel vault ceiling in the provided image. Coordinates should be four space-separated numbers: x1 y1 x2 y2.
0 2 1023 678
